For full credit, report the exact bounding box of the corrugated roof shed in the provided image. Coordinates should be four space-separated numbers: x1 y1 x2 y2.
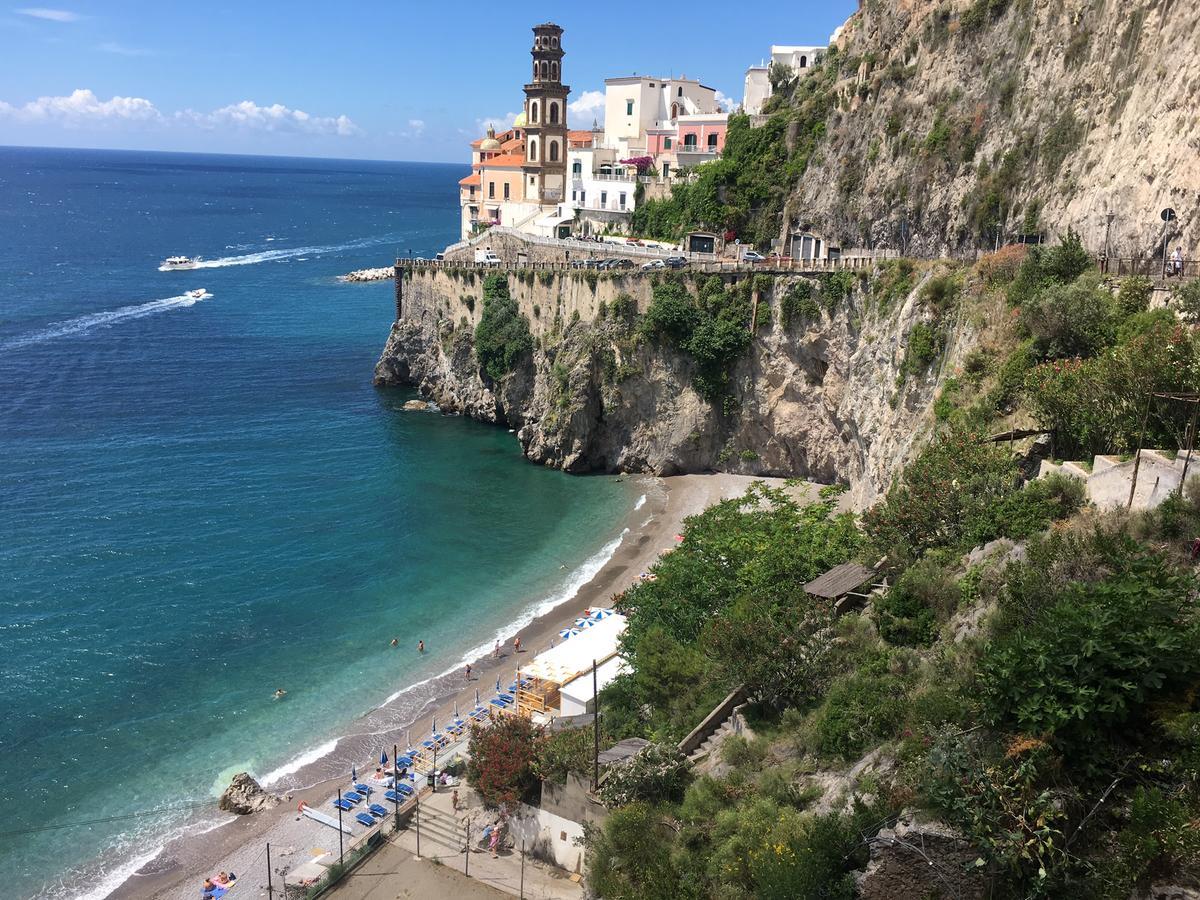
598 738 650 767
804 562 875 599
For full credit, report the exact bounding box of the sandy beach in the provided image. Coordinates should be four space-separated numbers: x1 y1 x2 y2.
109 472 793 900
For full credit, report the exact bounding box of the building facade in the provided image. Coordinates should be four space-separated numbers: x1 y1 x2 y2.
742 44 827 115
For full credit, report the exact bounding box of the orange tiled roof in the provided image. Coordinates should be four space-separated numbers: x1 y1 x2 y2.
568 129 594 143
476 151 525 168
459 172 481 186
500 136 525 151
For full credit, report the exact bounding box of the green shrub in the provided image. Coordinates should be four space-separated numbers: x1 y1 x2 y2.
598 743 691 807
902 321 945 376
824 271 856 307
780 279 821 328
811 668 910 759
980 554 1200 752
474 275 533 382
875 560 960 646
1021 271 1115 360
1174 279 1200 324
1116 276 1152 316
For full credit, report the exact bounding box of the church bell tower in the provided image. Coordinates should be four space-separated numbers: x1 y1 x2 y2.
522 23 569 207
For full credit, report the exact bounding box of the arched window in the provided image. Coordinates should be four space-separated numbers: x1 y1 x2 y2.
549 140 559 162
551 61 559 81
549 102 559 124
540 60 549 79
670 102 680 120
533 61 538 80
551 36 558 49
529 138 538 161
531 102 539 123
799 55 807 68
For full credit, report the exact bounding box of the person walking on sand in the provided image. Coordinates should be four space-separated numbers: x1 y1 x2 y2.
465 663 472 681
489 820 504 857
417 639 425 653
493 640 501 658
451 788 460 812
513 636 521 653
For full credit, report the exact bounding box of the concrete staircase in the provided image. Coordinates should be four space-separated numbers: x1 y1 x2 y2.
405 802 467 859
1039 448 1197 510
688 716 738 764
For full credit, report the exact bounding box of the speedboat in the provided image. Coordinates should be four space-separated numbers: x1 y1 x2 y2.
160 255 199 270
185 289 208 300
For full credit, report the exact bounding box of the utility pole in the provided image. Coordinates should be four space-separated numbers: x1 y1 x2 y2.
266 843 273 900
393 743 400 832
337 790 344 866
592 658 600 791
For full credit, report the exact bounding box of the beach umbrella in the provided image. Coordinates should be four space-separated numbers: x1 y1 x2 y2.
496 675 502 692
454 700 459 718
474 688 480 708
351 765 358 783
559 627 580 640
590 608 613 620
406 729 412 752
431 714 437 735
380 749 388 768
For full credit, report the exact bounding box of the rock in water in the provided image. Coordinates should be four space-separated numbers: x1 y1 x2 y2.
402 399 429 411
219 773 280 815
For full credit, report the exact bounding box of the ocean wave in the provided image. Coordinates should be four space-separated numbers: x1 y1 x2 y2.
260 737 339 787
68 845 165 900
0 293 211 351
633 493 647 511
166 234 399 271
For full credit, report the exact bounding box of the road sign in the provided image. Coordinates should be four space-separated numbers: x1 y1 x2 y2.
1162 208 1177 222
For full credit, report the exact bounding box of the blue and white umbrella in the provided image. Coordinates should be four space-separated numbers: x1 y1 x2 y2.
496 675 502 692
559 627 581 640
380 749 388 768
351 765 358 783
431 715 437 735
475 688 481 708
590 608 614 620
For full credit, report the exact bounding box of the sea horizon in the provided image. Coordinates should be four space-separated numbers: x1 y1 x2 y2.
0 142 462 168
0 146 634 898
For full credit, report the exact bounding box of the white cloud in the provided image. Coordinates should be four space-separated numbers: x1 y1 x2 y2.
15 7 80 21
714 90 738 112
475 111 520 135
0 88 161 124
568 89 605 123
178 100 361 136
407 118 425 135
98 41 156 57
0 89 363 138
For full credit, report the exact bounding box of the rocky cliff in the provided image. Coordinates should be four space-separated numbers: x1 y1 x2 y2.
375 266 986 508
790 0 1199 258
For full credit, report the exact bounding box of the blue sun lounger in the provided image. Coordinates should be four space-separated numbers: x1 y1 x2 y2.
489 698 508 709
497 693 515 703
469 707 487 720
394 782 414 796
343 791 365 804
354 783 372 795
332 798 354 811
369 803 389 817
355 812 376 828
385 789 403 803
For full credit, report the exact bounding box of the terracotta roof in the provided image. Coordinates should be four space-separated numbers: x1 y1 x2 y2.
568 129 594 143
500 136 525 151
477 151 525 168
459 172 480 187
804 562 876 600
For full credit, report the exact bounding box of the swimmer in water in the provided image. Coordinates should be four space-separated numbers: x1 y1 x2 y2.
418 640 425 653
274 688 287 700
390 638 398 647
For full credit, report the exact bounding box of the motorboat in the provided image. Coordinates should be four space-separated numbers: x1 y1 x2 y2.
185 289 208 300
160 255 199 270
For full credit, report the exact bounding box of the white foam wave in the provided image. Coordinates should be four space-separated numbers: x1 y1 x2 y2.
1 293 211 351
260 737 339 787
68 845 164 900
633 493 647 511
171 234 397 271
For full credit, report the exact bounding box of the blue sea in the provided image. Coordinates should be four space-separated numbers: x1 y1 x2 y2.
0 147 634 899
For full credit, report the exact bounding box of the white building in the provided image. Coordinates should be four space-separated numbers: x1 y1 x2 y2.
742 44 827 115
601 75 721 157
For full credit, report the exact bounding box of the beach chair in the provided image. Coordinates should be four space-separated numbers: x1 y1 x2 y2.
353 783 372 795
355 812 376 828
489 698 508 709
384 789 403 803
368 803 389 818
394 782 414 796
447 723 464 736
343 791 365 804
469 707 487 720
497 693 515 703
332 798 354 811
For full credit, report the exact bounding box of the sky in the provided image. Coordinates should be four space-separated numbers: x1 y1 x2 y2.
0 1 856 162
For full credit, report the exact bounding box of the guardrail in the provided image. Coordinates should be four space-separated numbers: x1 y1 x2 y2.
678 686 746 757
397 256 881 275
1099 257 1199 281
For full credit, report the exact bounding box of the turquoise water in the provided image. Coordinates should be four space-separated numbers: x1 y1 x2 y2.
0 148 632 898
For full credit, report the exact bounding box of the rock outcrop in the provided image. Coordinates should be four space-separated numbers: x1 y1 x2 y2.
218 773 280 815
794 0 1199 258
376 268 983 507
856 811 986 900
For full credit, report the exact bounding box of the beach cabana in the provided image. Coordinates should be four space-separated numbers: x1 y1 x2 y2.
516 613 628 719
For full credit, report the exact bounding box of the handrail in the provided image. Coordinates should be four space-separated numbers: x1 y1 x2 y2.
678 686 746 757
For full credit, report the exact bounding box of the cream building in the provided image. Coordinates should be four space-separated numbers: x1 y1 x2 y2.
742 44 827 115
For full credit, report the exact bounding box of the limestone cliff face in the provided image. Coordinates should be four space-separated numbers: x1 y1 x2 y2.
793 0 1199 257
375 269 980 508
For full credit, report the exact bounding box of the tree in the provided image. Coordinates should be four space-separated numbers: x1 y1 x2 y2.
466 715 542 809
1020 271 1115 359
474 274 533 383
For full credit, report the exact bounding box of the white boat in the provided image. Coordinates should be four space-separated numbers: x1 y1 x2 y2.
185 289 208 300
160 255 200 270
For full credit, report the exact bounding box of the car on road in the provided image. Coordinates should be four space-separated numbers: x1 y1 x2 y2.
664 256 687 269
741 250 767 263
609 258 635 270
641 259 666 271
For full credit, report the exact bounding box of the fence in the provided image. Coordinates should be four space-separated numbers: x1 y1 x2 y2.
284 827 388 900
1100 257 1199 281
398 256 883 277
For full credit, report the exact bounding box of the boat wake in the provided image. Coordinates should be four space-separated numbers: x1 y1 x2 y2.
1 293 212 351
165 234 400 271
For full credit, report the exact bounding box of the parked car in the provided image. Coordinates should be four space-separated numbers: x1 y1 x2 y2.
664 256 688 269
741 250 766 263
641 259 666 271
609 258 635 270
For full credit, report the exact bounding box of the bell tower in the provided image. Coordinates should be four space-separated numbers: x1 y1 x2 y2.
522 23 569 207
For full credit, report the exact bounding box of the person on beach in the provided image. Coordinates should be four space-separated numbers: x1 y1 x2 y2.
513 636 521 653
452 789 460 812
465 663 472 681
489 821 503 857
273 688 286 700
493 640 501 658
417 639 425 653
